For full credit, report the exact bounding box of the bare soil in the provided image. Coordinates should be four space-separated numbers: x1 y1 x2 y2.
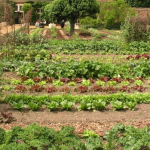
0 103 150 136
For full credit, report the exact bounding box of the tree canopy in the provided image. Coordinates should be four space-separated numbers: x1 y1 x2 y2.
45 0 100 35
125 0 150 7
22 3 32 14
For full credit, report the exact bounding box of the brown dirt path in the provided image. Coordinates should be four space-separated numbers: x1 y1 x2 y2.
0 103 150 136
0 24 22 35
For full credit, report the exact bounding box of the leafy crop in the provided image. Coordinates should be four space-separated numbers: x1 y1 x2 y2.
15 85 26 92
5 93 150 112
24 79 34 85
82 79 91 86
0 113 15 123
53 80 64 86
107 81 117 86
95 80 105 86
11 79 21 85
83 130 99 139
38 81 46 86
134 80 143 86
3 85 11 91
121 81 130 86
30 84 44 92
32 76 42 82
68 81 76 86
46 86 57 93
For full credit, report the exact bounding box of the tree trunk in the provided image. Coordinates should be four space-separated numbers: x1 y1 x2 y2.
70 19 75 36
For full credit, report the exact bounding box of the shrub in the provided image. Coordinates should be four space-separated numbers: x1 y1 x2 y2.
80 16 102 29
121 14 150 43
99 0 132 29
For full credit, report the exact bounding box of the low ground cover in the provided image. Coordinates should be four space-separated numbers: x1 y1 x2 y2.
0 122 150 150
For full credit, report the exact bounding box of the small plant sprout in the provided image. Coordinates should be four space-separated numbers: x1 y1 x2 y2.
3 85 11 91
68 81 76 86
38 81 46 86
95 80 105 87
53 80 64 86
24 79 35 85
82 79 91 86
107 81 117 86
134 80 143 86
11 79 21 85
121 81 130 86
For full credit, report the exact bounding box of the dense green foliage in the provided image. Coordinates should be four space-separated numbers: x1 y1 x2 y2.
0 123 150 149
26 1 50 24
45 0 100 35
125 0 150 7
79 16 102 29
0 128 5 145
121 14 150 43
0 123 88 150
2 58 150 79
22 3 32 14
98 0 133 29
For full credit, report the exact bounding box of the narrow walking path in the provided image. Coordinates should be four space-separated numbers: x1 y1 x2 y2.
0 24 22 35
42 29 47 37
59 29 69 39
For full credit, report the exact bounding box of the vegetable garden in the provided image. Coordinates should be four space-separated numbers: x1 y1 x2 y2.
1 0 150 149
1 26 150 149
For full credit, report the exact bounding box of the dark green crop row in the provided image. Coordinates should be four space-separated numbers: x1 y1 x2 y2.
4 93 150 111
2 59 150 79
3 39 150 54
0 122 150 150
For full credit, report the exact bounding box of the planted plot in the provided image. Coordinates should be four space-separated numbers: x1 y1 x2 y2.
3 93 150 111
0 123 150 150
1 27 150 149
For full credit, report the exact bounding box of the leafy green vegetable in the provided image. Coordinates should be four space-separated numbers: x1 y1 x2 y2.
0 128 5 144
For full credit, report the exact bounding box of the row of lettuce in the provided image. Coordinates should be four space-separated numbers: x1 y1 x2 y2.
3 93 150 111
0 122 150 150
2 59 150 79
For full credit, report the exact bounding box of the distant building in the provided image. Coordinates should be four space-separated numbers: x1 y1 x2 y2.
0 0 51 23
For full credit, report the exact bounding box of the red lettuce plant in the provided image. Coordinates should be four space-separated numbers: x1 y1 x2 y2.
72 78 83 83
74 86 88 93
33 77 42 82
120 86 130 92
30 84 44 92
104 86 118 93
46 77 54 83
21 76 29 82
100 76 108 82
131 85 145 92
89 78 95 84
92 85 103 92
46 86 57 93
60 78 70 83
142 54 149 59
126 55 134 60
135 54 141 59
0 113 15 123
60 87 71 93
15 85 26 92
110 77 122 83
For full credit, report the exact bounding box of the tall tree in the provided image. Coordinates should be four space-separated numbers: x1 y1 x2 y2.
45 0 100 35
